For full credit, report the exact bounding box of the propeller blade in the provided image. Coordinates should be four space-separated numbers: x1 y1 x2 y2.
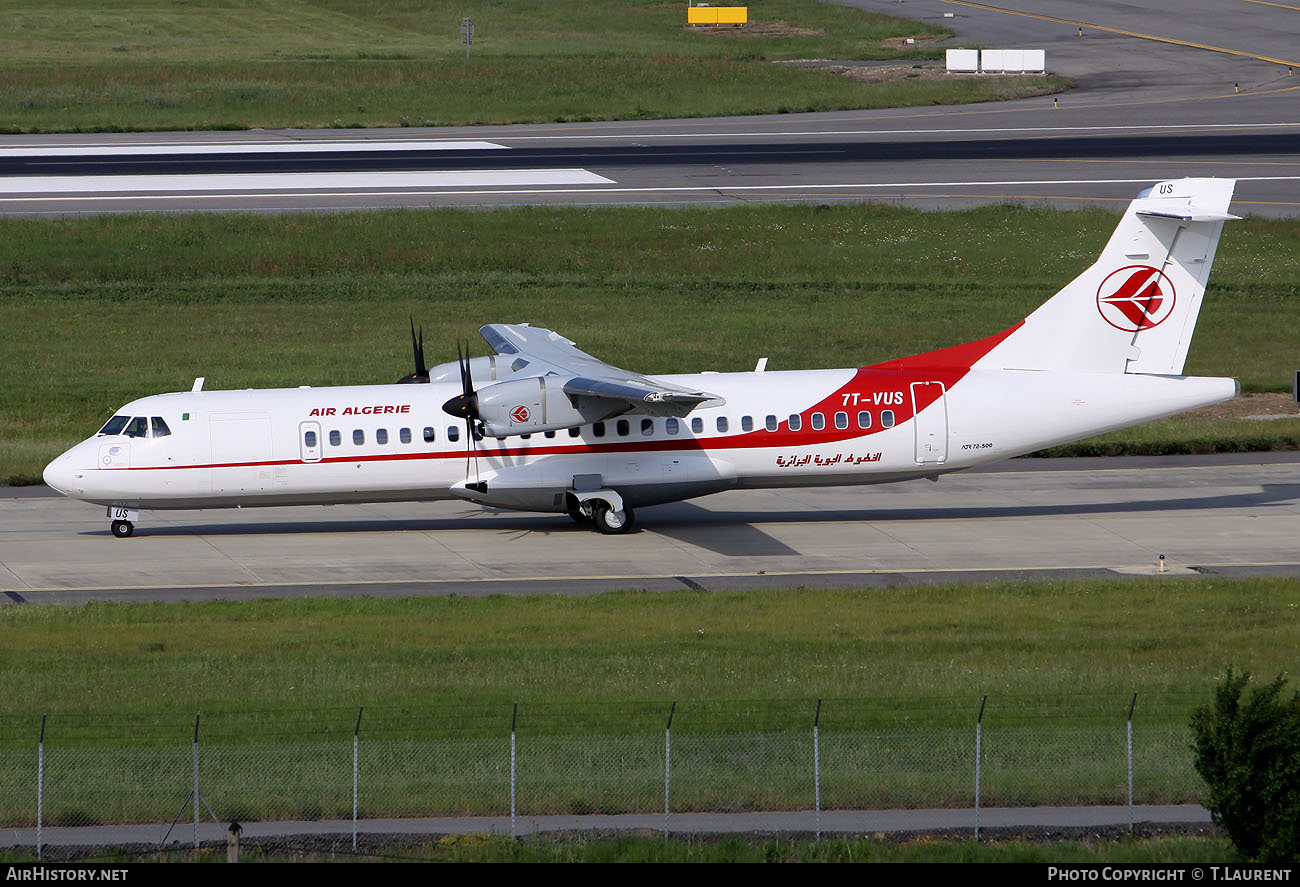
442 340 480 420
411 317 427 379
395 317 429 384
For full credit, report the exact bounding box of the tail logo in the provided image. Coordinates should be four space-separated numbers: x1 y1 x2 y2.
1096 266 1176 332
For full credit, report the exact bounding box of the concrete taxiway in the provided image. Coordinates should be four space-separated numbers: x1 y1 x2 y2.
0 804 1212 850
3 454 1298 605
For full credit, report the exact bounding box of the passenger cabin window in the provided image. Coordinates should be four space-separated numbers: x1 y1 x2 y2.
716 417 729 433
304 430 318 448
423 427 435 443
666 418 679 435
881 410 896 428
616 420 629 436
741 416 753 432
353 429 365 446
765 415 778 432
789 414 802 432
691 418 703 434
329 430 341 447
834 412 848 430
811 413 825 431
568 428 581 438
857 411 872 429
400 428 412 444
151 417 172 438
641 419 654 436
448 426 460 442
376 428 388 445
99 415 130 436
544 430 556 439
124 417 149 438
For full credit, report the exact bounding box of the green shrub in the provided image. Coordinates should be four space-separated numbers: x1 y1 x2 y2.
1190 669 1300 863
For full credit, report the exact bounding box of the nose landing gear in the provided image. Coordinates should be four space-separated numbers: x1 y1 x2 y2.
107 506 139 539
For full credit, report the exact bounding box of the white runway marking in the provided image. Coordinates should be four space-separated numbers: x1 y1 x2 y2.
0 140 507 157
0 168 616 195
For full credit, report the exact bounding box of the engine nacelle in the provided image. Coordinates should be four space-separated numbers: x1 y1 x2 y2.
475 377 605 437
426 354 521 385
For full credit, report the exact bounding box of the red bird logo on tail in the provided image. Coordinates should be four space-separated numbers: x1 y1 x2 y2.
1096 266 1176 332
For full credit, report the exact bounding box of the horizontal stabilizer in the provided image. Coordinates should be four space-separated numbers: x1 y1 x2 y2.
1137 209 1241 222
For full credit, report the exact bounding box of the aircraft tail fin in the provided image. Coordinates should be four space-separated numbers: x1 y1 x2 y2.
976 178 1239 375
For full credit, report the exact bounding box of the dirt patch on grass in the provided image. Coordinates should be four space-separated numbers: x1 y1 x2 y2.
686 20 825 38
880 35 944 49
1177 392 1299 420
829 63 990 83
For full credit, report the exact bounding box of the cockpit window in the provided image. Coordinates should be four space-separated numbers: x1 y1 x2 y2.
99 415 130 436
151 417 172 438
123 417 149 438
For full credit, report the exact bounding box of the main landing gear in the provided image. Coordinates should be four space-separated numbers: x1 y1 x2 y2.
566 495 636 535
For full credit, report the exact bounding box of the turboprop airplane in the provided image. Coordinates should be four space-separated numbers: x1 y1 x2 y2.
44 178 1242 537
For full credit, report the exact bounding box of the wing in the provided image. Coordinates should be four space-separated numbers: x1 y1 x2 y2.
479 323 724 418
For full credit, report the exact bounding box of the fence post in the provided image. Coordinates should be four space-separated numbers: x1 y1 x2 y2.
813 699 822 842
664 701 676 839
975 695 987 842
353 706 363 851
37 714 46 861
510 703 517 839
193 714 201 851
1127 693 1137 833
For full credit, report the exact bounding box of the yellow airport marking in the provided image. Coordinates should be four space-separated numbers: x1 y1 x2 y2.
936 0 1300 67
1238 0 1300 10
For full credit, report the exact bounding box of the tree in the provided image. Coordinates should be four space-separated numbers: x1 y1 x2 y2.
1190 668 1300 863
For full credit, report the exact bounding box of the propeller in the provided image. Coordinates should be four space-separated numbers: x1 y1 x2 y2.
395 317 429 384
441 341 485 490
441 341 479 423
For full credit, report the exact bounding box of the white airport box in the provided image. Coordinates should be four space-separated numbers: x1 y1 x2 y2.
945 49 979 73
980 49 1004 72
1024 49 1046 72
1001 49 1025 73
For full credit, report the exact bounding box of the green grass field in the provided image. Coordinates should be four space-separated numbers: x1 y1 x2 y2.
0 580 1294 824
0 0 1063 131
1 580 1295 740
2 203 1297 484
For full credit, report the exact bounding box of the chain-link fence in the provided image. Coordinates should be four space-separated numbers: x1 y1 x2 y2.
0 697 1206 856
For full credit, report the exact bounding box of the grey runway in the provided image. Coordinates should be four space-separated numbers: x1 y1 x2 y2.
2 0 1298 216
3 454 1298 605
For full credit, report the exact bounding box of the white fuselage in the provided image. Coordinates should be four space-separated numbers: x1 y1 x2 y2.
43 364 1237 515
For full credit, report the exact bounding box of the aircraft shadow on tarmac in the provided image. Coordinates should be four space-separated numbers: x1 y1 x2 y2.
86 484 1300 560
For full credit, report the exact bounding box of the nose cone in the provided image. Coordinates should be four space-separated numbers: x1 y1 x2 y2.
42 444 86 494
43 450 74 495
